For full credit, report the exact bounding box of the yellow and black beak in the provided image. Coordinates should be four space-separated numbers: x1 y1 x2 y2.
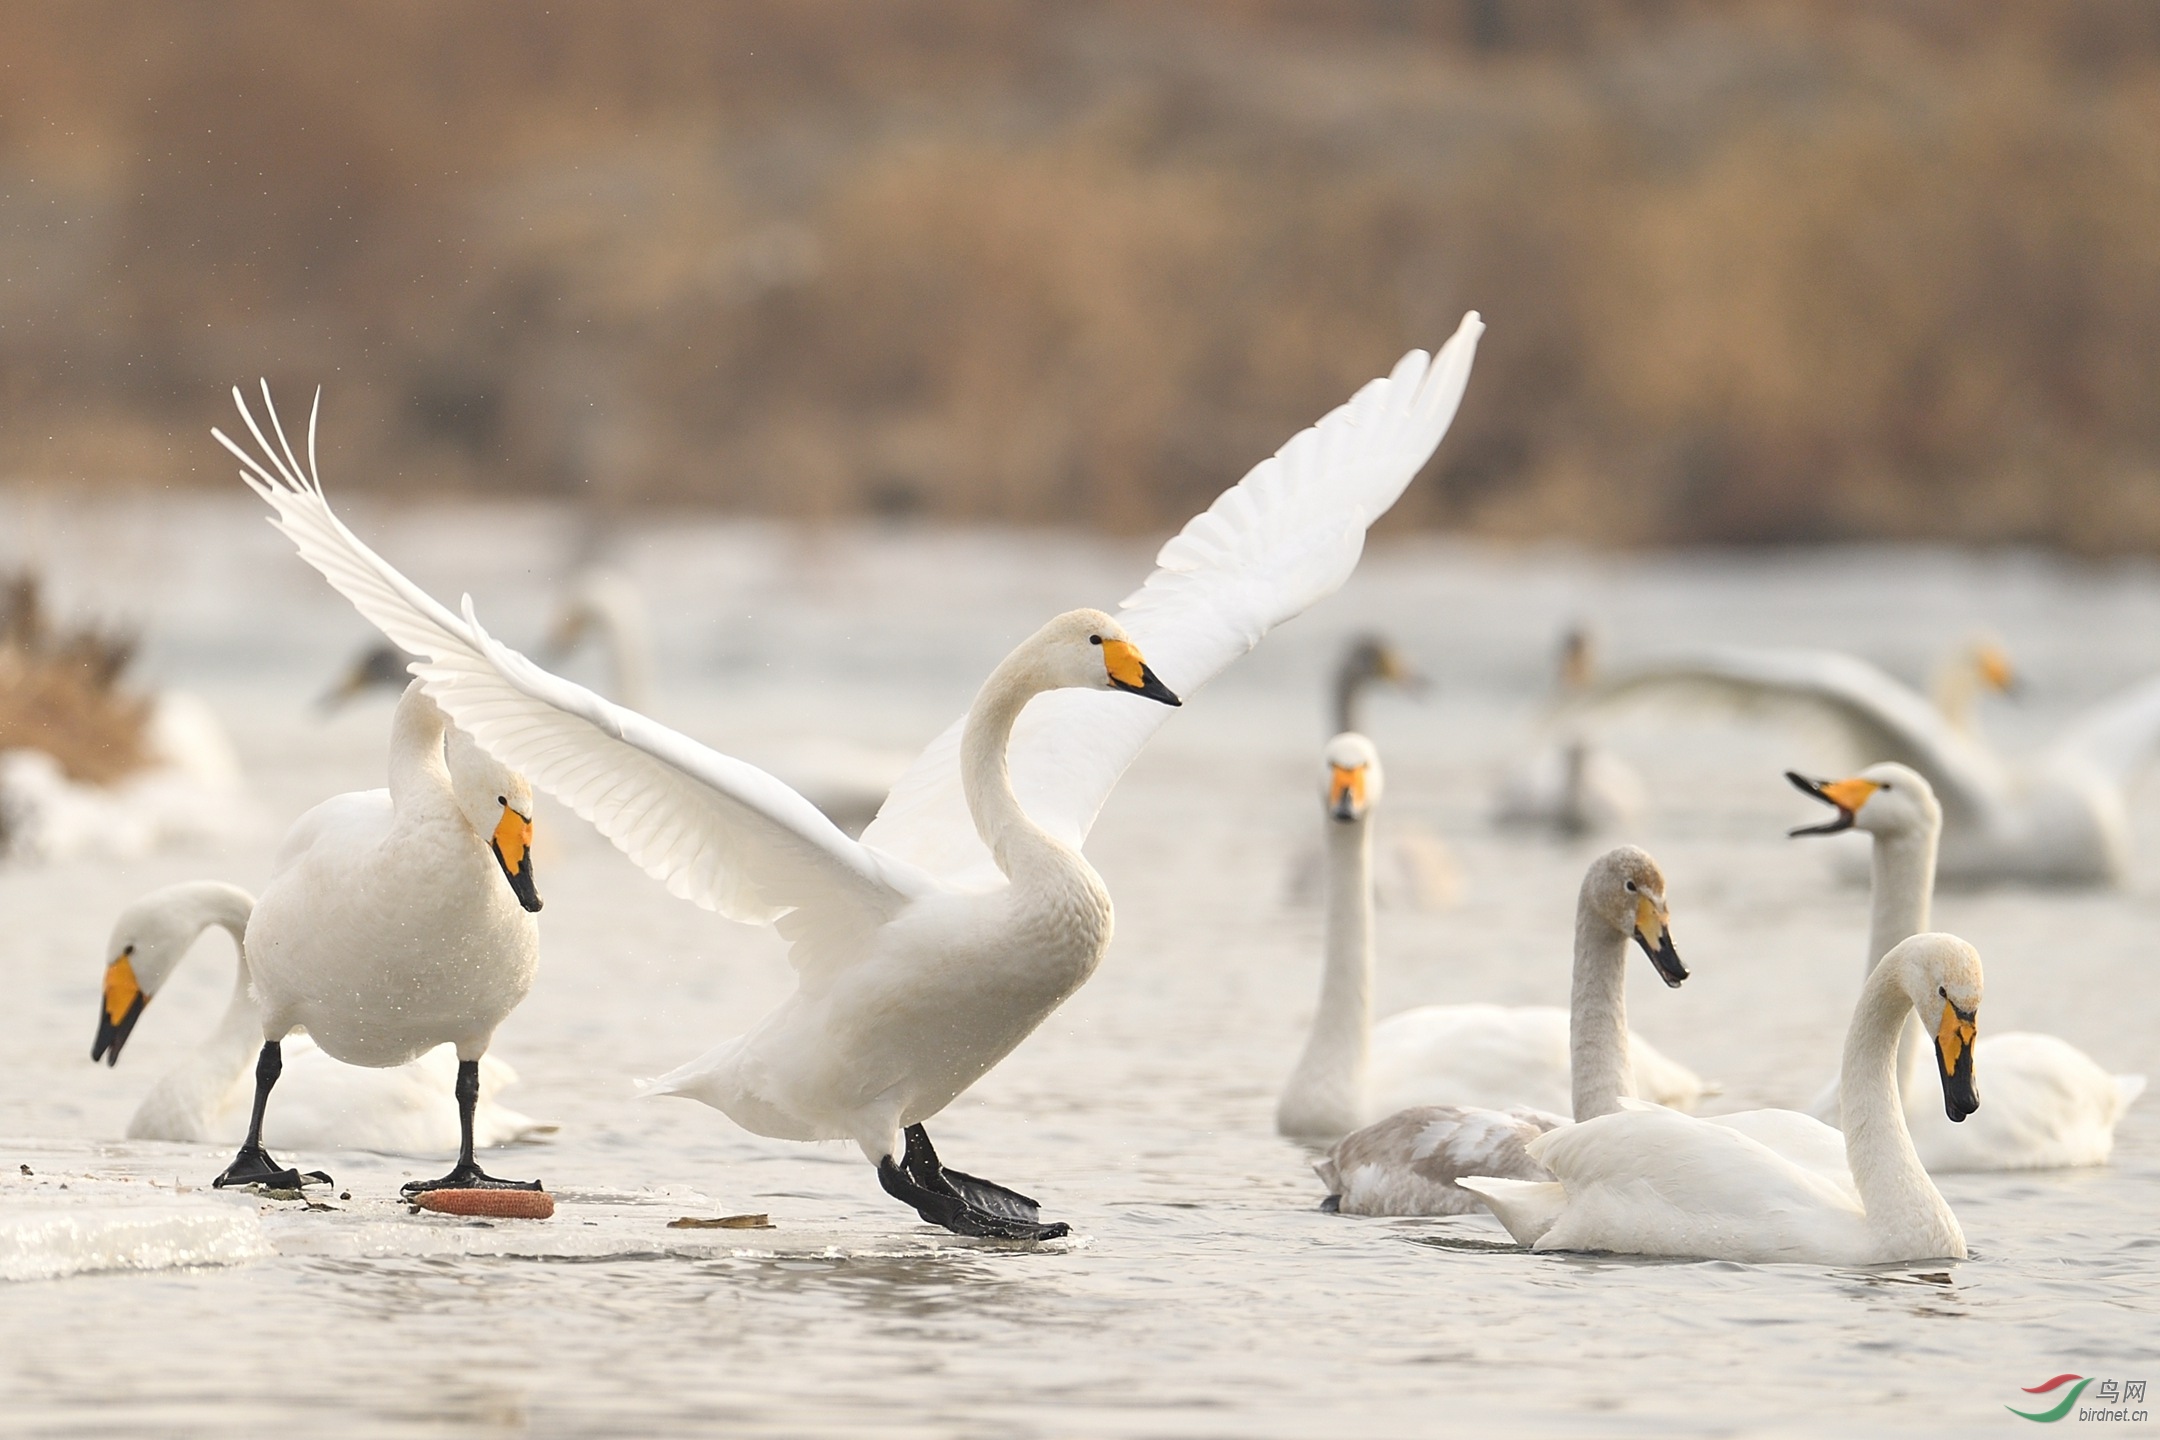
92 954 148 1065
492 805 543 913
1328 764 1368 823
1977 646 2023 698
1786 771 1879 836
1934 999 1980 1122
1101 638 1181 707
1630 896 1688 988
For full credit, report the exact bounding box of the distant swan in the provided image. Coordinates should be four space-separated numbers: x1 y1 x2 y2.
1276 733 1702 1146
1583 641 2158 885
228 315 1486 1239
1313 844 1689 1216
1283 635 1457 910
1464 932 1983 1266
1491 626 1646 837
93 881 553 1155
1788 762 2144 1169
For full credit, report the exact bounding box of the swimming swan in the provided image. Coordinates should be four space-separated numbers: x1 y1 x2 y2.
1312 844 1689 1216
1463 931 1983 1265
1283 636 1457 910
1583 642 2159 885
219 314 1485 1239
92 880 553 1154
1277 733 1702 1144
1788 762 2145 1169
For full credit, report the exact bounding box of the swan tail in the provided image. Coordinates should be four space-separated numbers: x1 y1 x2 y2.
2115 1073 2148 1113
1312 1154 1343 1195
1455 1176 1566 1246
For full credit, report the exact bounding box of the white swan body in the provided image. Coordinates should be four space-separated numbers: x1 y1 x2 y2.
1464 932 1982 1265
1278 736 1706 1145
1791 762 2145 1169
246 684 540 1069
1313 842 1689 1216
1587 643 2158 885
94 881 552 1155
218 315 1486 1232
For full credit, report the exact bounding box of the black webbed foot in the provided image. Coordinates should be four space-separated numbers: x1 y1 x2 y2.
213 1143 332 1191
400 1161 544 1197
880 1125 1069 1240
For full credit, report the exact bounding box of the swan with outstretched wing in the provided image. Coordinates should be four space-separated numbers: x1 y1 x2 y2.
1581 644 2160 885
216 314 1483 1238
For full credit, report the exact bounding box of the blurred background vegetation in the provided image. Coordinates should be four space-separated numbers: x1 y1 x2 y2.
0 1 2156 548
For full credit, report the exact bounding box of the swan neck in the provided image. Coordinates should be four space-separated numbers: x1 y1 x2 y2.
1570 896 1635 1121
959 648 1068 880
386 683 455 815
136 884 260 1138
1331 668 1365 737
1280 814 1373 1137
1868 825 1936 1098
1839 957 1955 1243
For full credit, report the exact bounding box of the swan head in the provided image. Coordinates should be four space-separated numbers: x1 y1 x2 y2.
1338 634 1425 697
544 568 645 658
1887 932 1983 1123
1785 761 1939 841
1583 845 1687 988
1968 637 2022 697
91 884 229 1065
445 726 543 913
1031 609 1180 706
1320 732 1384 823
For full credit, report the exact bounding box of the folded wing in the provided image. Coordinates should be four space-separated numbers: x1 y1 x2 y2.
863 313 1484 886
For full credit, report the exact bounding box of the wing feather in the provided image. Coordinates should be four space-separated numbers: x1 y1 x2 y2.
862 314 1483 883
1583 646 2007 825
215 387 927 956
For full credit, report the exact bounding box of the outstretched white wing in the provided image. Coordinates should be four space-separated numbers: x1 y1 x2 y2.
216 386 930 967
1583 646 2007 827
862 313 1483 885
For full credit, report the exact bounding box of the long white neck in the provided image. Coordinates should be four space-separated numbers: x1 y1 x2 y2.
387 683 458 822
1279 812 1372 1139
126 883 259 1144
1867 824 1936 1099
1929 658 1981 734
1838 957 1962 1256
1569 895 1636 1121
960 649 1084 888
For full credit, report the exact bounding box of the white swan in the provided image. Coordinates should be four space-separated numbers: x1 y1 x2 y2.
217 315 1486 1238
1931 636 2020 734
1282 636 1457 910
1312 844 1689 1216
92 881 554 1154
1788 762 2145 1169
179 608 547 1194
1584 641 2160 885
1463 932 1983 1265
1277 733 1703 1144
1491 626 1647 837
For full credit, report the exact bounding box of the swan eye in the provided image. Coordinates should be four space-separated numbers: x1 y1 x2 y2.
123 944 134 957
1938 985 1947 999
1623 880 1637 892
1882 781 1893 791
497 795 507 806
1089 635 1102 645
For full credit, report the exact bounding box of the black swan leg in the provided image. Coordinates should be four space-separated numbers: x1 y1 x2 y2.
401 1059 543 1195
213 1041 333 1190
879 1124 1069 1240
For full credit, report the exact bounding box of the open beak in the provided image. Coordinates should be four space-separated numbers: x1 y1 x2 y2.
1102 638 1181 707
492 805 543 913
1630 896 1688 988
1328 764 1367 823
1786 771 1878 836
92 956 148 1065
1934 1000 1979 1122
